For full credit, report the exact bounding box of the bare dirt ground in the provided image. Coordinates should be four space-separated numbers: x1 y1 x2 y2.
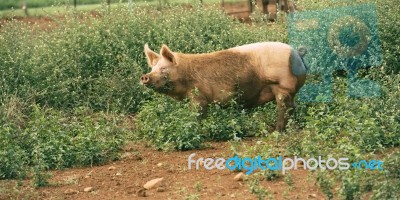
0 15 53 30
1 139 326 200
0 10 101 30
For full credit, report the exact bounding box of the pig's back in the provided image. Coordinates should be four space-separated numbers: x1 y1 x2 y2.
230 42 291 53
231 42 295 82
231 42 307 77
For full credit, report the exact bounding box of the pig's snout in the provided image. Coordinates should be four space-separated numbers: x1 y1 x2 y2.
140 74 150 85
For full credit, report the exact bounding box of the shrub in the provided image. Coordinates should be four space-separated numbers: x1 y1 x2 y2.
372 151 400 199
0 103 126 179
23 106 125 168
201 100 275 141
0 124 28 179
135 95 202 151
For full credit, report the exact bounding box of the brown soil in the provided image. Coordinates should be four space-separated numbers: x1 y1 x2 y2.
0 16 54 30
0 139 326 200
0 10 100 30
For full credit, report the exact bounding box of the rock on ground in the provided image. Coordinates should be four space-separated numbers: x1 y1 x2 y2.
143 177 164 189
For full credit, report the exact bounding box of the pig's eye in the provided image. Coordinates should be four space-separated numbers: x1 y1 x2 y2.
160 67 168 73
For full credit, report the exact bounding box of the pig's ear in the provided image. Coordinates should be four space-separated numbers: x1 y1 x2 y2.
144 44 160 67
160 44 176 64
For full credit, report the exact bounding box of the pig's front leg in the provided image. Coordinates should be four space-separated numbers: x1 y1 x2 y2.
188 90 210 118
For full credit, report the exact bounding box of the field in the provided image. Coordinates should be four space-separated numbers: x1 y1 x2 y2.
0 0 399 199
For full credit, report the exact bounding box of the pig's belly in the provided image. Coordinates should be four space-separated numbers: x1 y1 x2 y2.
239 87 275 108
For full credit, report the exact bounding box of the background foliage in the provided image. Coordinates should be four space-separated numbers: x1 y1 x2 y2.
0 0 135 10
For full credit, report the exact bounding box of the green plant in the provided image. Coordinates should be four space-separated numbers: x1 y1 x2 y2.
284 172 294 188
248 178 271 200
201 100 253 141
135 96 202 151
371 152 400 199
0 104 126 181
317 172 334 200
184 193 200 200
194 181 203 192
0 124 28 179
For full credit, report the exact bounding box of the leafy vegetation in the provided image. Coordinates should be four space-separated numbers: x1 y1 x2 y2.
0 98 127 180
0 0 223 16
0 0 399 198
136 96 202 151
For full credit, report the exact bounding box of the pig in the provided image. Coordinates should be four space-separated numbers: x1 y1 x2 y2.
140 42 307 131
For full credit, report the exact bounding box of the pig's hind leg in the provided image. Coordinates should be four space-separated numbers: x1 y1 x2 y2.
274 92 294 132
